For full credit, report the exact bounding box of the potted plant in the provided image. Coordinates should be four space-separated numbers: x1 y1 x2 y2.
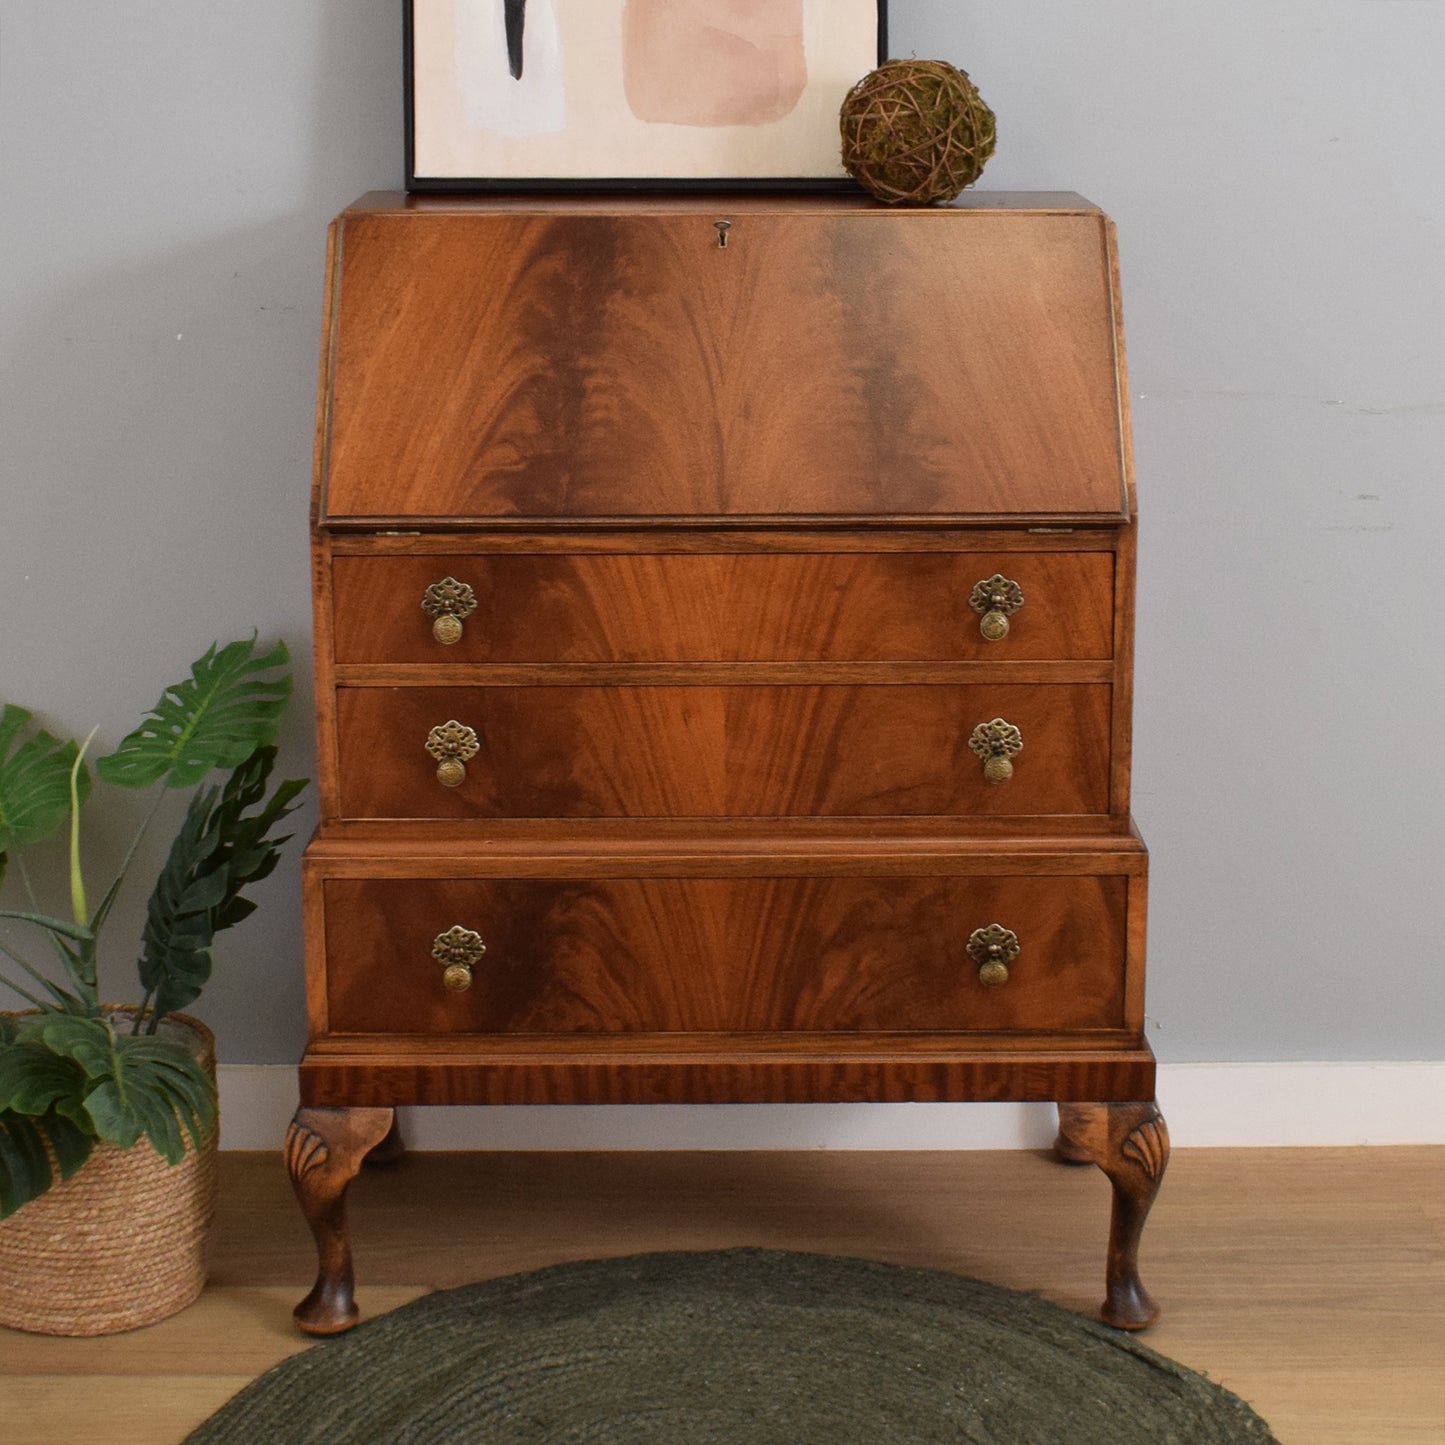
0 636 305 1334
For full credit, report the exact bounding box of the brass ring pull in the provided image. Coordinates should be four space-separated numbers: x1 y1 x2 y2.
967 924 1020 988
968 574 1024 642
425 720 480 788
422 577 478 645
432 925 486 992
968 718 1023 784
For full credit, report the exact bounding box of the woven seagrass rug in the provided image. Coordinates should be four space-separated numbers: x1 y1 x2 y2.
188 1248 1278 1444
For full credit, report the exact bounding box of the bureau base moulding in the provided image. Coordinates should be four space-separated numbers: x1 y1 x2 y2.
220 1061 1445 1152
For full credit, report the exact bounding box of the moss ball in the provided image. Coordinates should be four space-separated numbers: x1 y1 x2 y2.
840 59 997 206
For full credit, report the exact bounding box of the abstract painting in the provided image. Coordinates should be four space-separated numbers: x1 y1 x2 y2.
406 0 888 189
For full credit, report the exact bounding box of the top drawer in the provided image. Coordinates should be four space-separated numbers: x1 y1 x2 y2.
331 551 1114 664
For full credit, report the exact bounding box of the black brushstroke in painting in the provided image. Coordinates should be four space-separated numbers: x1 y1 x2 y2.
505 0 526 80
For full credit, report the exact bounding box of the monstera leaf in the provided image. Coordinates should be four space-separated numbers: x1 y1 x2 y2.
96 637 292 790
0 704 92 888
0 1026 91 1119
0 1020 96 1217
0 1108 94 1218
37 1015 214 1162
203 745 307 933
138 746 306 1022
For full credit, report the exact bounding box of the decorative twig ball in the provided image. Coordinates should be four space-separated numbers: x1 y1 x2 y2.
840 59 997 206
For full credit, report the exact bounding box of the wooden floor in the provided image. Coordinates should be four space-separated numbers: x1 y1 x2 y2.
1 1147 1441 1443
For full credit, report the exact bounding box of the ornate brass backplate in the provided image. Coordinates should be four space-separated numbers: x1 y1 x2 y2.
966 923 1020 987
431 924 486 991
425 720 481 788
968 717 1024 784
968 573 1025 641
422 577 478 645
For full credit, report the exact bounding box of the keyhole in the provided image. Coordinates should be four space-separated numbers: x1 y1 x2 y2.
714 220 732 249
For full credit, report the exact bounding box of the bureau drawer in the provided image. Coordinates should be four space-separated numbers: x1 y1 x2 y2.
320 874 1128 1035
334 684 1112 819
330 552 1114 663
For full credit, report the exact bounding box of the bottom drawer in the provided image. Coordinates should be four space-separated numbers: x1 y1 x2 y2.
318 874 1129 1036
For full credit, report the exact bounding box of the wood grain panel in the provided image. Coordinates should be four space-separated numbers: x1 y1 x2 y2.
321 211 1127 523
330 552 1114 663
333 684 1113 819
296 1045 1157 1106
321 875 1128 1036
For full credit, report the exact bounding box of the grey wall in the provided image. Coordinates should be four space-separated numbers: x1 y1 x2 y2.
2 3 1441 1065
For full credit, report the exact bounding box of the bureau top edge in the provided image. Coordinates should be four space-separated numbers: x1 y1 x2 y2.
314 512 1135 536
344 189 1105 217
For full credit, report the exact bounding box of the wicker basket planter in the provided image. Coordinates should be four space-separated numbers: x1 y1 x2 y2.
0 1011 218 1336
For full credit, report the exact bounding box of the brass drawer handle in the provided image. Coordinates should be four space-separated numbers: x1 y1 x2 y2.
967 924 1020 988
968 573 1024 641
425 720 480 787
968 717 1023 784
432 925 486 992
422 577 478 645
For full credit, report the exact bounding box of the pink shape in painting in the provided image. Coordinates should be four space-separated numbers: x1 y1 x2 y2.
623 0 808 127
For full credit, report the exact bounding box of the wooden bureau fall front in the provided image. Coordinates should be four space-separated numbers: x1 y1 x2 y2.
286 192 1169 1336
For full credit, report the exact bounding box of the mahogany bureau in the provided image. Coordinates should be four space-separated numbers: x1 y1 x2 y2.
285 191 1169 1335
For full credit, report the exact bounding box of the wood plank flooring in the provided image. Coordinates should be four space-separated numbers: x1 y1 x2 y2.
2 1147 1442 1443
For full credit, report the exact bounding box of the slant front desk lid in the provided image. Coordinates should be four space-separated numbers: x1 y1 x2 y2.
317 193 1133 528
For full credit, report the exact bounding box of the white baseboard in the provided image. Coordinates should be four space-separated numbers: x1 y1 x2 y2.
217 1061 1445 1151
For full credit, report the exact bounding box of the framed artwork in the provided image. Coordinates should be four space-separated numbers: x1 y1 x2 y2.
405 0 889 191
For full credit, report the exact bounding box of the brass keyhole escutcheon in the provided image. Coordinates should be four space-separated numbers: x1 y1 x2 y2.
967 924 1020 988
425 720 480 788
422 577 478 646
968 718 1023 785
968 574 1024 642
433 925 485 993
714 219 733 249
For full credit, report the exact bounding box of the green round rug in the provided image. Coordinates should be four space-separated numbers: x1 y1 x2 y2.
188 1249 1277 1444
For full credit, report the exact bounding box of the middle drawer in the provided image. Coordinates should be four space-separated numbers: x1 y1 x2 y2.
334 683 1112 819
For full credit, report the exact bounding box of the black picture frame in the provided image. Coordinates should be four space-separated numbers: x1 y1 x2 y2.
404 0 889 193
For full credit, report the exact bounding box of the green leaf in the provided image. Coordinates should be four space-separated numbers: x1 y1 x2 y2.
0 1109 94 1218
37 1015 115 1079
0 908 95 944
203 747 306 935
34 1016 214 1161
0 704 92 853
0 1037 91 1117
90 1037 214 1161
0 1110 51 1216
95 637 292 790
137 790 219 1021
138 747 306 1021
44 1108 94 1177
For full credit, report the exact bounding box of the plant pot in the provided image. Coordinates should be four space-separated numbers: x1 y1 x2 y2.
0 1011 218 1336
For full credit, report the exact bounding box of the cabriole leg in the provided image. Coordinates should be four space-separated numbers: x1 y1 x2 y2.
1052 1099 1170 1330
1053 1101 1098 1164
285 1105 395 1336
364 1112 407 1168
